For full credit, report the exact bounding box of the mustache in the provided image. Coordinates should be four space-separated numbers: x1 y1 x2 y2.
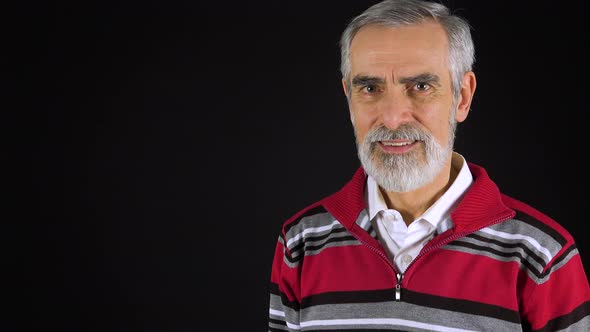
364 125 431 143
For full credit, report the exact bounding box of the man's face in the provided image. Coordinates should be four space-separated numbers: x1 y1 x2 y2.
344 22 469 192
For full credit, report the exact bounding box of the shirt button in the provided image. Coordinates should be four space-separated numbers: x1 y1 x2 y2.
402 254 413 265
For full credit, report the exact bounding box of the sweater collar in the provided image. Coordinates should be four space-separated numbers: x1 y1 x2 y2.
321 162 514 233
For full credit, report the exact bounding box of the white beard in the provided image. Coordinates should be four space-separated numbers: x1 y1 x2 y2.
356 122 455 192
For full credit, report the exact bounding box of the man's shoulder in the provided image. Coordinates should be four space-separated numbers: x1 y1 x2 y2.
280 200 334 236
499 194 575 245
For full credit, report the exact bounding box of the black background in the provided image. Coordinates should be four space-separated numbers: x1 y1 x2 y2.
13 0 589 331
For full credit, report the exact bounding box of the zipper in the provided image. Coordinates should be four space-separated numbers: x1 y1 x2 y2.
395 272 404 301
350 230 402 300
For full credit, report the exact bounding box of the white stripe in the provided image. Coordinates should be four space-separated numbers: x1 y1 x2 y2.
285 321 301 330
481 228 552 261
268 308 285 317
301 318 478 332
269 309 301 330
286 220 341 248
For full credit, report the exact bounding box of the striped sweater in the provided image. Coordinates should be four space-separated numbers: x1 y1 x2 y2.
268 163 590 331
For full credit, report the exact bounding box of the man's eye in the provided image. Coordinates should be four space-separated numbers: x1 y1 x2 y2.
415 82 430 91
363 85 378 93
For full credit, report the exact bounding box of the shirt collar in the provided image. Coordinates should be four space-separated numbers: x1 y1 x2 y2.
366 152 473 227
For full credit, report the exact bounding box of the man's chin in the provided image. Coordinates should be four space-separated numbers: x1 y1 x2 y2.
372 153 421 169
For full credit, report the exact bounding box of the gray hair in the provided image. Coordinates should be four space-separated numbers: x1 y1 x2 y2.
340 0 475 100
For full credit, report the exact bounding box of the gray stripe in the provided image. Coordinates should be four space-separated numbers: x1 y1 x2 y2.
285 212 339 251
282 216 362 267
300 301 520 331
278 234 285 246
302 321 466 331
488 218 563 262
289 225 360 258
453 233 544 275
355 209 379 239
355 209 371 231
557 315 590 332
443 242 539 280
442 243 580 285
288 222 349 259
269 293 300 328
442 217 575 284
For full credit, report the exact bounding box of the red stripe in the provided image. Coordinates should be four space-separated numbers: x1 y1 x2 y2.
405 249 521 310
299 244 396 298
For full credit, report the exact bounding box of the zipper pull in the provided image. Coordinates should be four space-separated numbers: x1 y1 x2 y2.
395 273 404 301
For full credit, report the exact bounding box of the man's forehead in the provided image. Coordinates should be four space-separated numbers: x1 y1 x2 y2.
349 23 449 60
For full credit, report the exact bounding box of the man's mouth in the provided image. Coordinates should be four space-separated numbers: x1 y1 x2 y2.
377 140 419 153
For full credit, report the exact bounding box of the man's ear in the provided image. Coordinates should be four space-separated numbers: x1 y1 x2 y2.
455 71 476 123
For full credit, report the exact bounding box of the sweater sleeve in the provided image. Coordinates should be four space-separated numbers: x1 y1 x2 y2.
520 242 590 331
268 233 301 332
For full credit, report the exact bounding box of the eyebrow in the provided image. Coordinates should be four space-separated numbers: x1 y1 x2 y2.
351 75 385 87
351 73 441 87
399 73 441 87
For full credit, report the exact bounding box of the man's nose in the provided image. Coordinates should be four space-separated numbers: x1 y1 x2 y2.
379 89 413 130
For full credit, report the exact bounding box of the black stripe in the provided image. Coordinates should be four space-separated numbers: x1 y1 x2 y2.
287 234 360 264
513 210 567 247
269 282 301 311
467 232 546 267
268 317 287 327
284 248 298 264
451 240 544 279
301 288 520 324
283 205 327 234
289 227 349 254
305 235 358 252
534 300 590 332
302 288 394 308
452 241 581 282
366 224 377 238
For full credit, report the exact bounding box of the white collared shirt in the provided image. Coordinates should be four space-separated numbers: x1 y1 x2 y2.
366 152 473 272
